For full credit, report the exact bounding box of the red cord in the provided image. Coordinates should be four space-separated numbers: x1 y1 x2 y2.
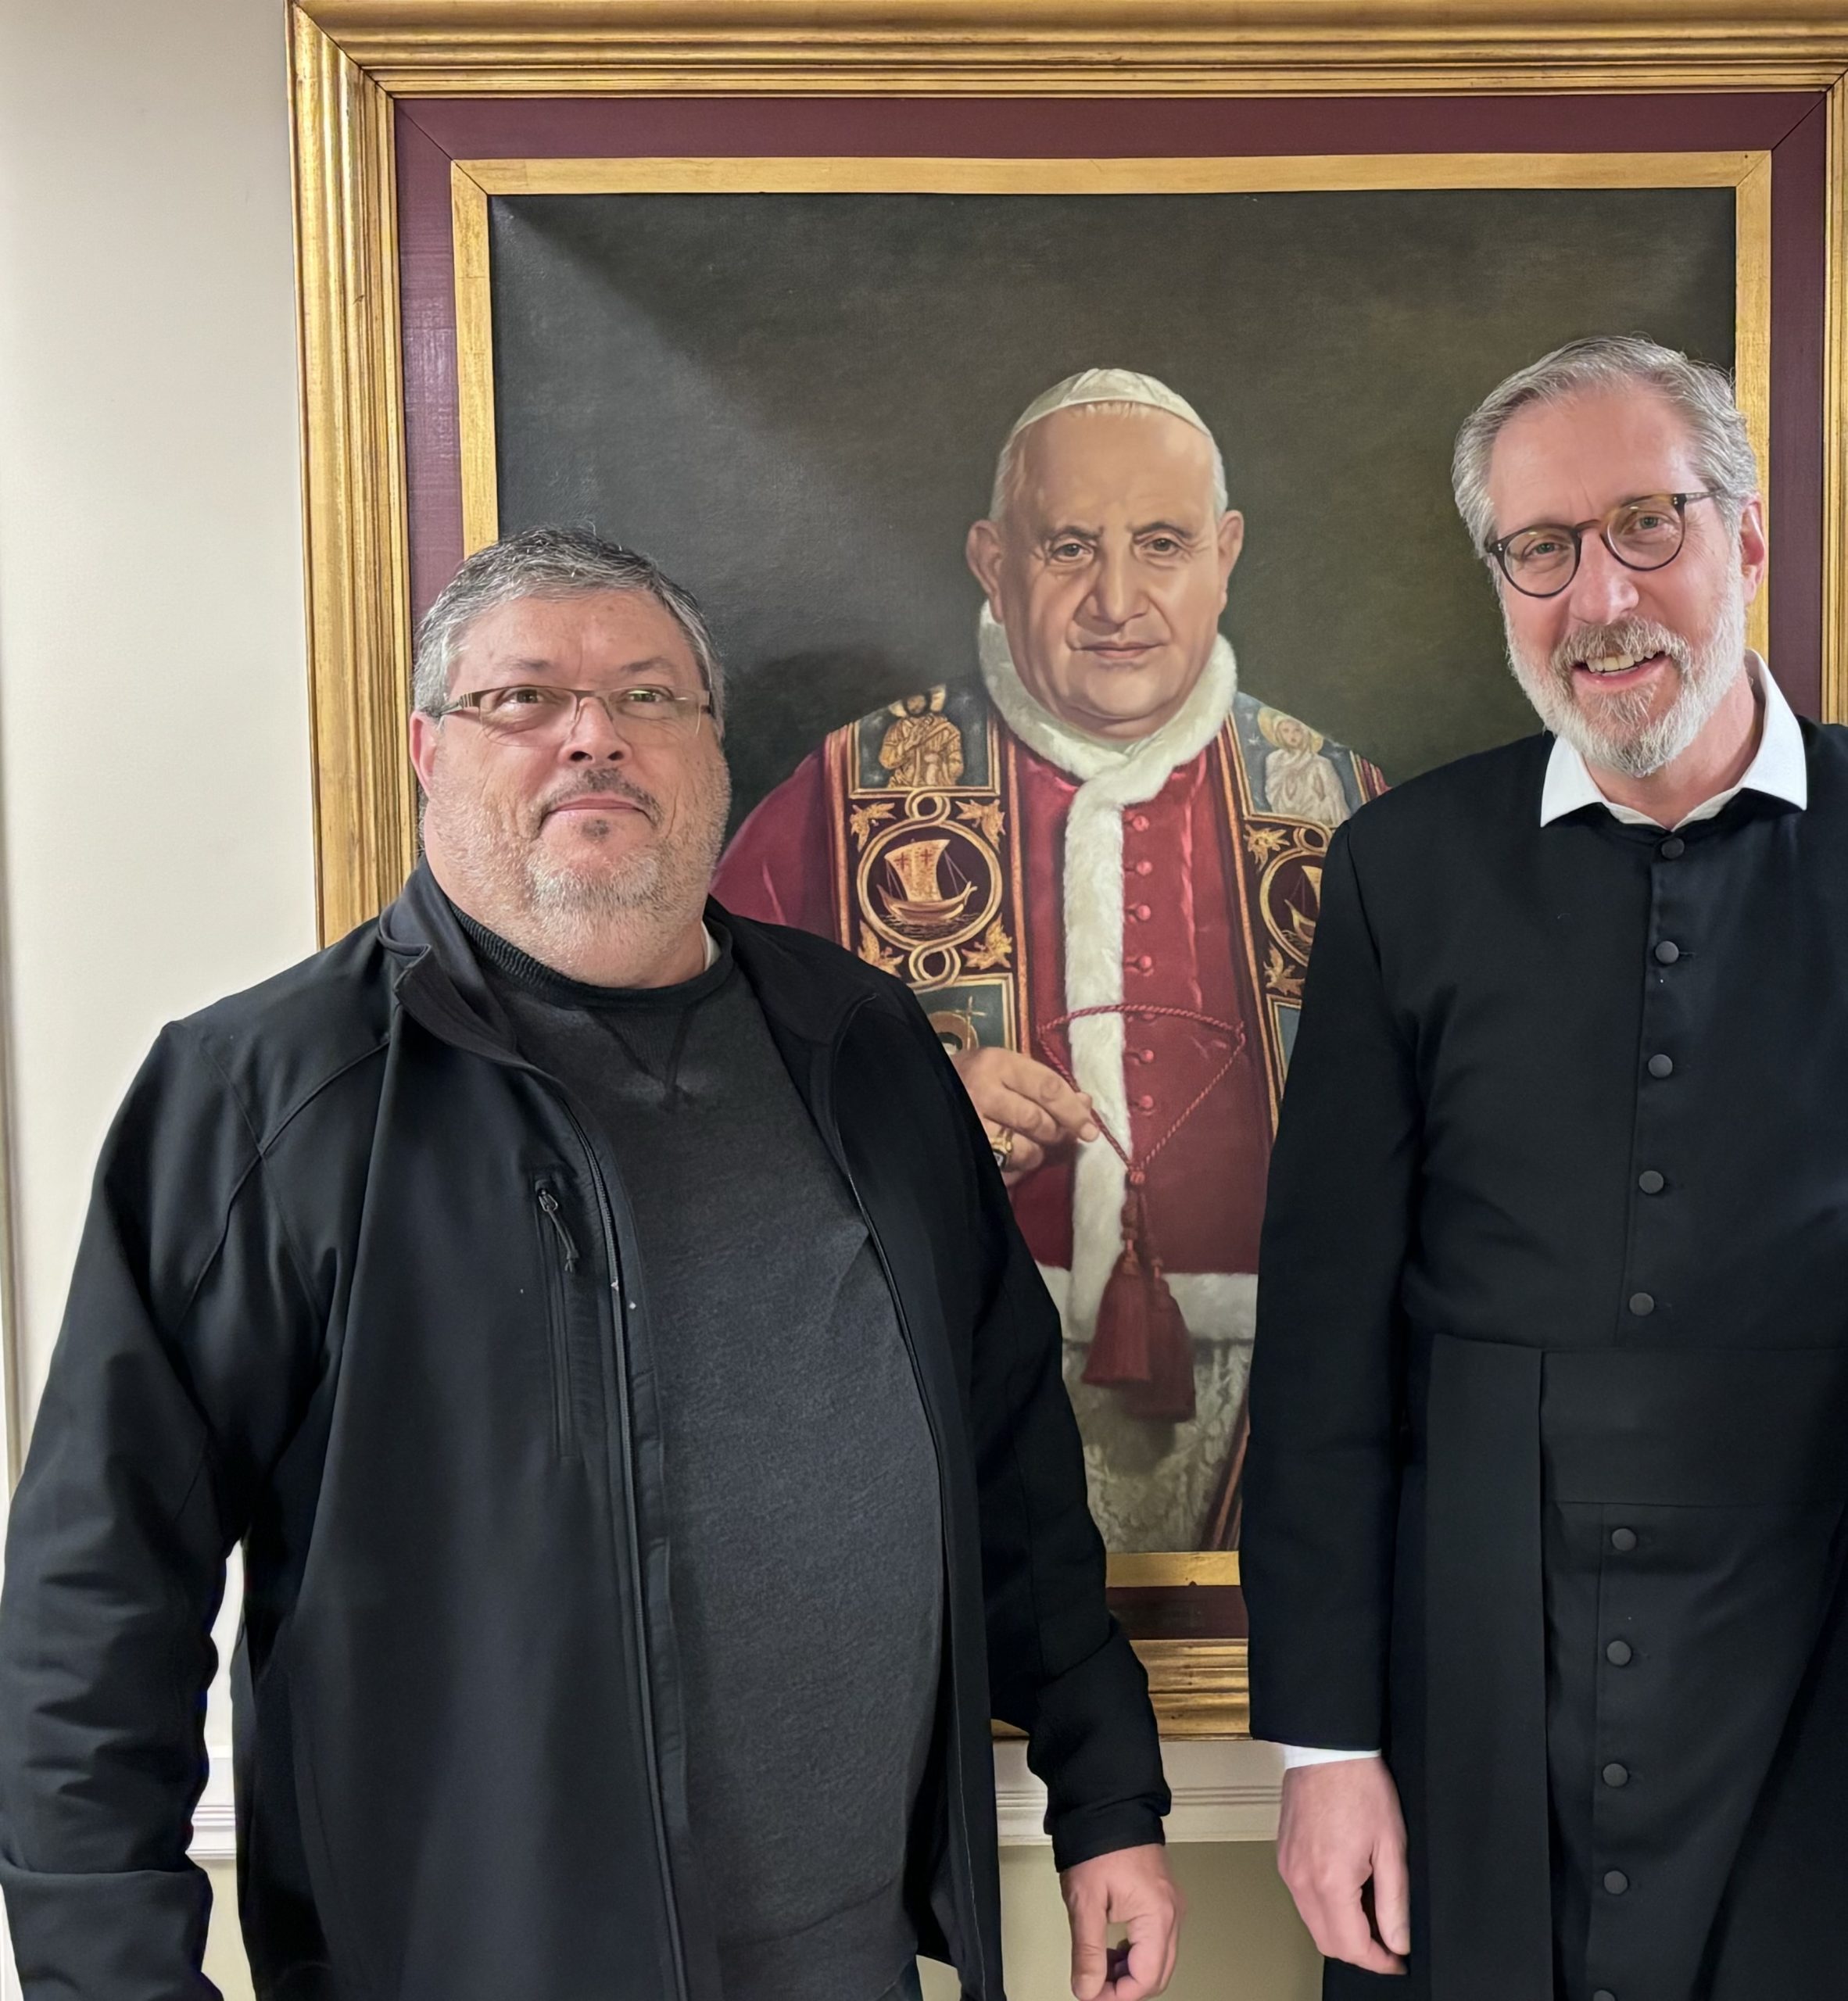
1034 1004 1248 1182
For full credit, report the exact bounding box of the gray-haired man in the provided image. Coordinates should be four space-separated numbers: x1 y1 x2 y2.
1245 335 1848 2001
0 528 1179 2001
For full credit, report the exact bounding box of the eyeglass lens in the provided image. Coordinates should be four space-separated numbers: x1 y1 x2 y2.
1500 496 1687 595
472 685 700 736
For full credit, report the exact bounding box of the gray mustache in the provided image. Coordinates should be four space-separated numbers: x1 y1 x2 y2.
538 776 660 823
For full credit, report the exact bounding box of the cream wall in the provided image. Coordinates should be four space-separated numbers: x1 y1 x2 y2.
0 2 1320 1996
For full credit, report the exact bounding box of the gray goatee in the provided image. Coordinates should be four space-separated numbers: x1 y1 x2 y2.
1505 587 1747 779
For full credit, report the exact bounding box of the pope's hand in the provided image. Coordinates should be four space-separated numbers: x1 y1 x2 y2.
1276 1759 1409 1976
951 1045 1100 1182
1060 1842 1182 1999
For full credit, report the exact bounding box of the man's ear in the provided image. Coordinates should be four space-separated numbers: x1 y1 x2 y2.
408 708 440 799
966 518 1008 620
1736 494 1768 605
1217 510 1246 588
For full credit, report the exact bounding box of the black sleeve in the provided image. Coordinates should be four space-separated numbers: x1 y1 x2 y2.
0 1026 321 1999
914 1018 1169 1870
1241 822 1420 1751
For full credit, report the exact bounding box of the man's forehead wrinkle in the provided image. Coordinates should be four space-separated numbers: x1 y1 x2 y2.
1490 392 1703 518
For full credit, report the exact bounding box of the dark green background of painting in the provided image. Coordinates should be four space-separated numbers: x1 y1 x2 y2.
489 187 1736 823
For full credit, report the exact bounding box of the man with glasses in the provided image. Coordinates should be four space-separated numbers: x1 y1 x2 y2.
0 528 1178 2001
1243 335 1846 2001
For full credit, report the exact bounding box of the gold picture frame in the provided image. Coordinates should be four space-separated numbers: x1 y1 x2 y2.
288 0 1848 1733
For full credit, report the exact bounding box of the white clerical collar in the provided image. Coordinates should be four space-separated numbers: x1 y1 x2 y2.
1538 653 1807 830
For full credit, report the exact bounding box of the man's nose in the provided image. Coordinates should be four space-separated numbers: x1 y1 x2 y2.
1086 542 1142 628
560 693 630 761
1564 533 1642 625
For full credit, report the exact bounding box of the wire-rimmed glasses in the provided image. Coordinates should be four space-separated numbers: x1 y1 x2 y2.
439 682 713 741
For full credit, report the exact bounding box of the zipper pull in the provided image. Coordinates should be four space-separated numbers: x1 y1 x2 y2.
536 1185 581 1273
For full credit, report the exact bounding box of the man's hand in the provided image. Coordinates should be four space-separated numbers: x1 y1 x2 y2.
952 1045 1099 1182
1276 1759 1409 1975
1059 1842 1181 2000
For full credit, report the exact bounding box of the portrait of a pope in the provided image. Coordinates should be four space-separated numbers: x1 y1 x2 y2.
715 369 1385 1551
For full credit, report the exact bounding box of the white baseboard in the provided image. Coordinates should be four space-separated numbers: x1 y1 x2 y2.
189 1738 1282 1863
994 1738 1282 1845
192 1753 237 1861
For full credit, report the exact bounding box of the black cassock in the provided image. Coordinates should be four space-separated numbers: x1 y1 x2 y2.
1243 720 1848 2001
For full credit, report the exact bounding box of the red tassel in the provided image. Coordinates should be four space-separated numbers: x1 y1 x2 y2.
1081 1190 1196 1423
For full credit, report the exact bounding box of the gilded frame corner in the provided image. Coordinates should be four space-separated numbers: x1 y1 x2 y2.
288 2 1848 1735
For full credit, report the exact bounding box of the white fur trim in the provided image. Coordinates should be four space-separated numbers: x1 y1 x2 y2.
1037 1266 1258 1348
980 609 1238 1331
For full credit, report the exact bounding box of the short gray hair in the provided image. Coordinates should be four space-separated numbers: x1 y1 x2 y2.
1451 334 1758 558
412 525 725 725
989 400 1230 522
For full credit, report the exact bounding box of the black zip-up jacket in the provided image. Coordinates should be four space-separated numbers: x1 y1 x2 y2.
0 864 1167 2001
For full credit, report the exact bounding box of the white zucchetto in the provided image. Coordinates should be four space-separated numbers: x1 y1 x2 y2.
991 368 1228 515
1002 367 1216 449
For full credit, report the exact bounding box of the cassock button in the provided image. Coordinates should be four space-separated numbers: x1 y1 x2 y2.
1139 1047 1156 1064
1628 1292 1655 1317
1647 1054 1674 1079
1135 954 1154 973
1610 1527 1638 1552
1603 1763 1630 1788
1134 858 1154 876
1134 904 1153 922
1606 1639 1633 1666
1129 814 1150 832
1604 1870 1630 1895
1638 1170 1665 1194
1660 836 1686 858
1653 940 1681 965
1136 1094 1155 1112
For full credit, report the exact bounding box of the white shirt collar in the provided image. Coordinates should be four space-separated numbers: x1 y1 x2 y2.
1538 653 1807 829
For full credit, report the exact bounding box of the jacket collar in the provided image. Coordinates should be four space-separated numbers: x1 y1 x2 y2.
378 859 867 1058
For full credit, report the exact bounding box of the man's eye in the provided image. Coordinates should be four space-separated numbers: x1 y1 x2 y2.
618 686 672 707
496 685 552 707
1049 541 1090 562
1144 536 1182 556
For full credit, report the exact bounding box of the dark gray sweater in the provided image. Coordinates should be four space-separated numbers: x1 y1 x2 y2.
464 915 943 2001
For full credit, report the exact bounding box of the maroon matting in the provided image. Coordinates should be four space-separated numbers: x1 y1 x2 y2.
397 91 1830 718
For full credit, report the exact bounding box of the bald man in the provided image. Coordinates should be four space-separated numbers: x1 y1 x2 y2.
716 370 1384 1553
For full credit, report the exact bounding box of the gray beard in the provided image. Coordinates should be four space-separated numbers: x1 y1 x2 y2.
426 764 730 968
1506 588 1748 780
527 839 665 918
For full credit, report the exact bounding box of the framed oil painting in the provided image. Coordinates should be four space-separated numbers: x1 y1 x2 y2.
288 2 1848 1731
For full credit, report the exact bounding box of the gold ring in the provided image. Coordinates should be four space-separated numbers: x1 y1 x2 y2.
990 1126 1016 1169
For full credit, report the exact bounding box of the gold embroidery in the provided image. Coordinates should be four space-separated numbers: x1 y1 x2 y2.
954 799 1006 843
878 689 965 789
849 800 896 845
857 932 904 975
1264 945 1305 1000
1244 825 1291 862
965 919 1015 972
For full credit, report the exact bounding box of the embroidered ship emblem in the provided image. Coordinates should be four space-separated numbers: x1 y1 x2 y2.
880 836 977 939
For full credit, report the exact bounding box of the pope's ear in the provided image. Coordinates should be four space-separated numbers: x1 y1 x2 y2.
966 518 1008 616
1217 509 1247 582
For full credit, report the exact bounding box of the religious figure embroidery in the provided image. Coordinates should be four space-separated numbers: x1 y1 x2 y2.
1259 707 1352 827
878 689 965 789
